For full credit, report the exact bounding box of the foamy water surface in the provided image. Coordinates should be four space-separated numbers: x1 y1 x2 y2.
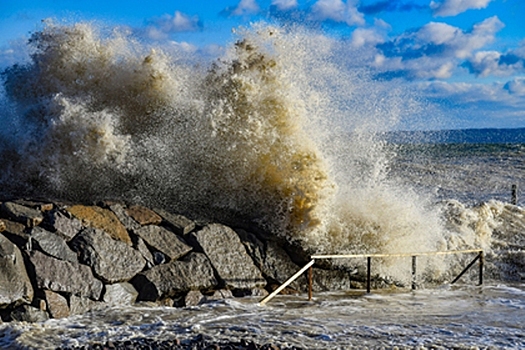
1 284 524 349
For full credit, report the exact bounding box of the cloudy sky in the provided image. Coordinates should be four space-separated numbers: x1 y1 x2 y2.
1 0 525 129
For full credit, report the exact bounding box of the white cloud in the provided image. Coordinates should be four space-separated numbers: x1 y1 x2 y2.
430 0 494 17
231 0 261 16
350 28 386 48
310 0 365 26
146 11 201 40
271 0 298 11
504 78 525 95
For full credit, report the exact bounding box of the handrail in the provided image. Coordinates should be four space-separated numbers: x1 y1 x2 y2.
259 249 484 305
259 260 315 306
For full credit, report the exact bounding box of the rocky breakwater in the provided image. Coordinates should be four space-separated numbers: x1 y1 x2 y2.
0 199 365 322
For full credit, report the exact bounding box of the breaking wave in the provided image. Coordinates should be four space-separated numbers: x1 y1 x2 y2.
1 21 521 282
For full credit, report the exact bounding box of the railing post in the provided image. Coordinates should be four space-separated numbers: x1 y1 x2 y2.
479 251 484 285
308 265 313 301
366 256 371 293
412 256 417 290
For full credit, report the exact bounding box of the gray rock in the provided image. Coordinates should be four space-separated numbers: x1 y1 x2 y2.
206 289 233 301
190 224 265 290
71 228 146 283
109 204 141 231
132 252 217 301
10 305 49 322
29 227 78 263
154 209 195 235
0 202 43 227
134 225 192 260
47 209 83 241
44 290 70 318
103 282 138 306
184 290 206 306
69 295 104 315
0 219 29 247
261 241 306 291
0 233 34 308
311 268 359 292
29 250 103 300
135 236 154 268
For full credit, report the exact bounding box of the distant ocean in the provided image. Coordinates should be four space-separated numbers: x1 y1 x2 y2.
384 128 525 205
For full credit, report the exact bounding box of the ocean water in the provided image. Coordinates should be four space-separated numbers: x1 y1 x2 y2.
0 21 524 349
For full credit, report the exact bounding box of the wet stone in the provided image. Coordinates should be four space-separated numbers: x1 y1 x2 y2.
29 226 78 263
0 233 34 308
46 209 83 241
134 225 192 261
190 224 266 290
70 227 146 283
0 201 43 227
125 205 162 226
154 208 196 235
29 250 103 300
66 205 131 245
44 290 70 318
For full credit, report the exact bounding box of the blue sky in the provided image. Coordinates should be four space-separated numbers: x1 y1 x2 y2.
1 0 525 129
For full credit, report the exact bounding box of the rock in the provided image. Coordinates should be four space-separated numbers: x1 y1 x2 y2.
311 267 358 292
70 228 146 283
14 199 54 212
0 201 43 227
154 208 195 235
184 290 206 306
0 220 5 232
206 289 233 301
29 227 78 263
69 295 103 315
0 233 34 308
132 253 217 301
135 236 155 267
125 205 162 226
66 205 131 245
0 219 28 247
134 225 192 260
190 224 266 290
46 209 83 241
109 204 141 231
44 290 70 318
9 305 49 322
103 282 139 306
261 241 307 291
29 250 103 300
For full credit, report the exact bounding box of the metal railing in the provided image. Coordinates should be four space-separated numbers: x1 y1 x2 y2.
259 249 484 306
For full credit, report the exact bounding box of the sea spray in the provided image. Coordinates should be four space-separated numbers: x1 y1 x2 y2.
0 21 495 283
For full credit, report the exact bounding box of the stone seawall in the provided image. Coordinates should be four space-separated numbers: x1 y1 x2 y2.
0 199 366 322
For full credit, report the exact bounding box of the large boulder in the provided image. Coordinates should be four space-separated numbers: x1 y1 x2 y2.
154 209 195 235
0 233 34 308
29 250 103 300
125 205 162 226
134 225 192 260
109 204 141 231
0 219 29 247
190 224 265 290
103 282 138 306
44 290 70 319
46 209 83 241
70 228 146 283
236 229 304 290
29 227 78 263
132 252 217 301
66 205 131 245
0 202 43 227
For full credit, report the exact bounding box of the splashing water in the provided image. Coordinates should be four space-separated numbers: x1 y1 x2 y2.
2 21 518 283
